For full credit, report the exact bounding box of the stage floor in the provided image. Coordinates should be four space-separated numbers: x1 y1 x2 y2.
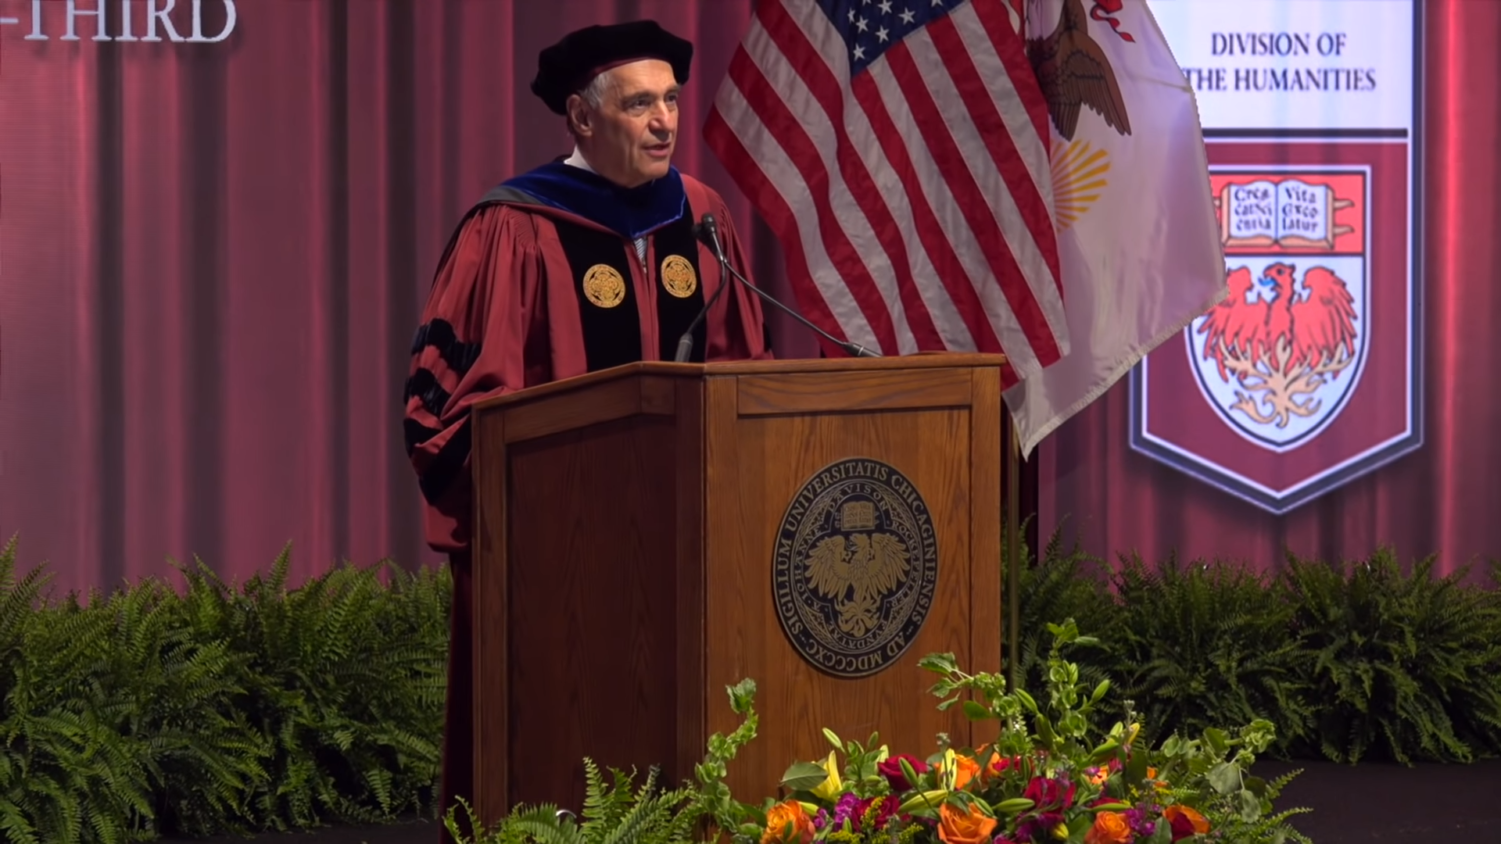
165 758 1501 844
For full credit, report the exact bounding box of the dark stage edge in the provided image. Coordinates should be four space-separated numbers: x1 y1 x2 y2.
164 759 1501 844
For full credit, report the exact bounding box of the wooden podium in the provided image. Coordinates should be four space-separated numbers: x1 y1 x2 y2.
469 355 1007 823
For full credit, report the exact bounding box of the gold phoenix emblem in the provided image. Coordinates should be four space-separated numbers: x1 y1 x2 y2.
659 254 698 298
805 501 912 637
582 264 626 309
772 458 938 679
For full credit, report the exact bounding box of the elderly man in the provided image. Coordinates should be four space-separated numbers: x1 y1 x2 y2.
402 18 772 837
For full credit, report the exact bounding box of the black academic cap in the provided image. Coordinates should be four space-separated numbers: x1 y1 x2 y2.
531 20 694 115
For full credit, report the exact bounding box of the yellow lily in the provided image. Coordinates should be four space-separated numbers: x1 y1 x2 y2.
810 751 843 800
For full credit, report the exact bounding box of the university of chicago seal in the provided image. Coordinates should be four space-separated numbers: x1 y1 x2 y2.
771 458 939 679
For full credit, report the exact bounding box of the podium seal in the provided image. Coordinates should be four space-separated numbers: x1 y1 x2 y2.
771 458 938 679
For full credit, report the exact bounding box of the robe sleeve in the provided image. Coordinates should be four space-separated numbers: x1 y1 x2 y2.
702 190 776 362
404 205 542 554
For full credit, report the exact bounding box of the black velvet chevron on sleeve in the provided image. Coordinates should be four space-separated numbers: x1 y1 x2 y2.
402 319 484 504
410 319 482 375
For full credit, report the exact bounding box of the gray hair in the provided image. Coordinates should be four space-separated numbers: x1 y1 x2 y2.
568 71 615 137
578 71 615 109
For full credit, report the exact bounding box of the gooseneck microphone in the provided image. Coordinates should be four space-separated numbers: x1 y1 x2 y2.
674 214 735 362
673 213 881 361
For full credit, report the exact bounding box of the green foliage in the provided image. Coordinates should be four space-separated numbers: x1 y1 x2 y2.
1002 517 1117 697
1110 554 1315 752
0 535 449 843
1011 526 1501 766
4 514 1501 843
1280 550 1501 764
446 679 761 844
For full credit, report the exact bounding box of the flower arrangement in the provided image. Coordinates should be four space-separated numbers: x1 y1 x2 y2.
444 620 1310 844
716 621 1310 844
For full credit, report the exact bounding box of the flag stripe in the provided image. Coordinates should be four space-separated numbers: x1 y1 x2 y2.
706 0 1066 377
941 3 1062 291
972 0 1054 168
785 0 1022 359
877 47 1061 368
703 109 856 352
756 2 964 350
725 48 904 353
739 14 943 351
847 71 1009 357
907 16 1067 347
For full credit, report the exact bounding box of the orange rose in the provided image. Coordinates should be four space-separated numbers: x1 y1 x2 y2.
939 755 983 790
973 744 1012 782
938 801 998 844
1084 811 1132 844
1164 805 1210 840
762 800 815 844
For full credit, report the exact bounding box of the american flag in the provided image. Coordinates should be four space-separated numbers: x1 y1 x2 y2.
704 0 1065 383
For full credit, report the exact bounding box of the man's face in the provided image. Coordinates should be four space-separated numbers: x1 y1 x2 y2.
571 60 680 188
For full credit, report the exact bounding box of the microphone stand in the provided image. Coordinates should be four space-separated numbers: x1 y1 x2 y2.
718 258 881 359
680 213 880 360
672 217 735 360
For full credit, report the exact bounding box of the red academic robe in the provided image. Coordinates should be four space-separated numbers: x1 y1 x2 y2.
402 164 771 839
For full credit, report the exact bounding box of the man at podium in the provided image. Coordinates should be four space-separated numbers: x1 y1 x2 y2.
400 19 772 837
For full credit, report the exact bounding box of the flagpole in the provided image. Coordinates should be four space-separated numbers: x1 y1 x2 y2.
1008 0 1025 694
1006 423 1021 692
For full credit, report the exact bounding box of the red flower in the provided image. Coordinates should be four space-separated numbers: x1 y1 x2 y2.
1164 805 1210 841
859 795 903 832
877 754 929 791
1022 777 1077 812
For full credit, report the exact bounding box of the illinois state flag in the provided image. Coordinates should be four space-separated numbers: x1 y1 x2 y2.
1002 0 1226 457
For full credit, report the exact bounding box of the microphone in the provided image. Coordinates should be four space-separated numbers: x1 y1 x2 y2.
674 213 881 361
673 214 733 362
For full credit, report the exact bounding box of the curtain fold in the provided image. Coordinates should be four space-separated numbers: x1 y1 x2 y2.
1 0 1490 592
0 0 819 594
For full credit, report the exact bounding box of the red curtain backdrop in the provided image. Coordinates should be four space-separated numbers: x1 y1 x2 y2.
0 0 820 595
1 0 1494 595
1036 0 1501 578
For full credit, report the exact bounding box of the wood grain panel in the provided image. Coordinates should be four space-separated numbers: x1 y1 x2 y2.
472 359 1006 823
503 417 682 811
704 404 978 799
472 408 509 826
968 370 1004 679
502 376 677 443
673 379 708 783
702 353 1006 376
468 354 1008 416
736 368 973 416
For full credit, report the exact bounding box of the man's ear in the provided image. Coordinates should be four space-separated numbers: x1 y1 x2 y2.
566 95 592 138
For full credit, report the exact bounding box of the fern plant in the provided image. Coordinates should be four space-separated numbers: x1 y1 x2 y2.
0 536 162 844
1109 553 1316 755
1004 518 1117 698
446 679 760 844
219 548 447 827
1281 548 1501 764
0 535 451 843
